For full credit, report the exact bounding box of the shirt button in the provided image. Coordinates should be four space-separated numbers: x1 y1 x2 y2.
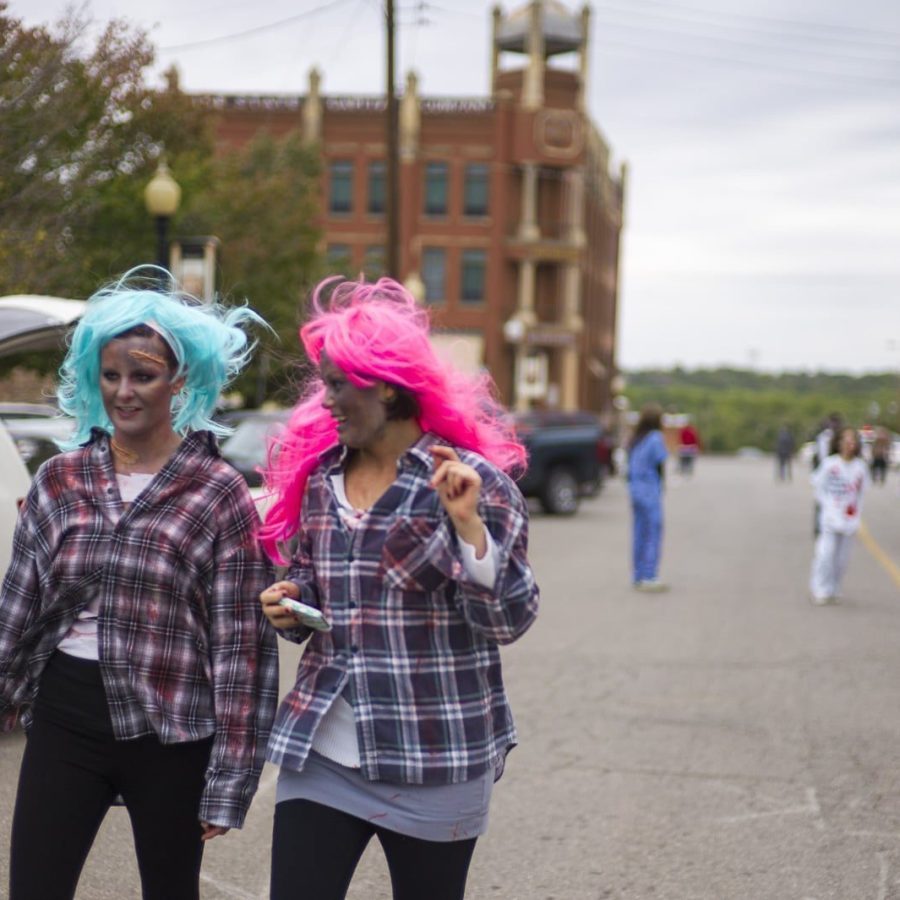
349 601 357 609
351 645 359 654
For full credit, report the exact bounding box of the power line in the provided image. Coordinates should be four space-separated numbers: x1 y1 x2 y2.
592 15 900 86
417 1 480 18
407 1 900 89
618 0 900 48
594 1 900 64
326 0 374 64
594 30 900 91
159 0 354 52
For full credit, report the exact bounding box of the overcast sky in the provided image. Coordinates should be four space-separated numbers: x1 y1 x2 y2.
11 0 900 373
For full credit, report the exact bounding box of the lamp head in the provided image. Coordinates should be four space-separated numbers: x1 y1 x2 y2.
144 161 181 217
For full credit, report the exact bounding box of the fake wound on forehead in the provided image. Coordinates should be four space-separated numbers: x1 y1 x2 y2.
128 349 168 367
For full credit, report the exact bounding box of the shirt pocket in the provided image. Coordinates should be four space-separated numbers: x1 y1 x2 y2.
380 515 451 595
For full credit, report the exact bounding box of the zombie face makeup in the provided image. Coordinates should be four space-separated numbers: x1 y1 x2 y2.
320 354 392 450
128 348 169 368
100 333 184 445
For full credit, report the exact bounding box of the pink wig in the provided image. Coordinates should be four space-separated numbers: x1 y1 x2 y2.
260 277 526 559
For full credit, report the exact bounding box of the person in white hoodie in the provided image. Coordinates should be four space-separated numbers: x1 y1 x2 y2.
809 427 869 605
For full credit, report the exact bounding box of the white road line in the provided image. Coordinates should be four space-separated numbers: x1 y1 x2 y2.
806 787 825 831
716 786 824 826
199 872 260 900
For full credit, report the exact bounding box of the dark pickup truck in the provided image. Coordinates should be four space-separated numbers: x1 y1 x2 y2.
514 411 614 515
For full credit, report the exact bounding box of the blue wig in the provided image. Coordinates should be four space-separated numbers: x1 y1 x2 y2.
57 268 267 448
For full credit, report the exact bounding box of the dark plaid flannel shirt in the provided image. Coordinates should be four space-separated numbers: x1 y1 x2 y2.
268 432 540 785
0 430 279 829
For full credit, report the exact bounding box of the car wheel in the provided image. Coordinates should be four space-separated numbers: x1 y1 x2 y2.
540 467 579 515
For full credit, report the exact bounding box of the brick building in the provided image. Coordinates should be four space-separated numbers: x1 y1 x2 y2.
206 0 625 413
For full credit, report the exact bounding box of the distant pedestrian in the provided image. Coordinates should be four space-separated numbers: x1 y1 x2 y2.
677 420 700 476
809 427 868 605
870 426 891 485
628 404 668 592
812 413 842 471
775 424 796 482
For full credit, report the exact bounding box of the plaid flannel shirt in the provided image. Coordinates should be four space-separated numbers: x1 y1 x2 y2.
268 432 540 785
0 430 279 829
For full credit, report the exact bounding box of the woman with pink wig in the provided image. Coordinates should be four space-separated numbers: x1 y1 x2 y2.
259 277 539 900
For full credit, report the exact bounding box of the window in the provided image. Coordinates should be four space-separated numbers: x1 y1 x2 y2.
460 249 487 303
367 161 386 215
423 162 449 216
325 244 352 271
329 160 353 214
463 163 489 217
363 245 385 280
421 248 446 303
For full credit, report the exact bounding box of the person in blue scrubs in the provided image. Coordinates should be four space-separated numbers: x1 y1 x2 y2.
627 404 669 591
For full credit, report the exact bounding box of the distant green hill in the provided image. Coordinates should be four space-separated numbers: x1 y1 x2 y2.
624 368 898 453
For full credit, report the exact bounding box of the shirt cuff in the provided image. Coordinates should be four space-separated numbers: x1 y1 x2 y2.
458 526 499 588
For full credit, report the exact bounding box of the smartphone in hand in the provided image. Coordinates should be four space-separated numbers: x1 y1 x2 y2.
279 598 332 632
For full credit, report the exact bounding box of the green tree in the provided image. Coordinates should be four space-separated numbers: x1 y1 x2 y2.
0 5 212 296
625 368 900 453
180 129 322 404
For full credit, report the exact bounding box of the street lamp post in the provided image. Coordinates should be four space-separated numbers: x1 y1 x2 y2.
403 272 425 304
143 160 181 274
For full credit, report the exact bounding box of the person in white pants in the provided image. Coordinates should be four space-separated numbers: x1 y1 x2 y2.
809 427 869 605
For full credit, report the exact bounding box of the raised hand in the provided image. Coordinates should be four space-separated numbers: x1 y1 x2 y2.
430 445 487 556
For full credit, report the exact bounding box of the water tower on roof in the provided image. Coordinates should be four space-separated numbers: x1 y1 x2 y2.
491 1 591 111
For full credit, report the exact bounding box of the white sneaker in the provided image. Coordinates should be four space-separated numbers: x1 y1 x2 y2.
636 579 669 593
810 594 831 606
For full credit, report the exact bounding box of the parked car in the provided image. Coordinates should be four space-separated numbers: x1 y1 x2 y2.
513 410 614 515
219 410 289 488
0 402 59 418
0 296 84 578
1 415 73 475
0 295 85 354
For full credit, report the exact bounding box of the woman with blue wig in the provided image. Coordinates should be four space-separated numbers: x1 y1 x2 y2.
0 270 280 900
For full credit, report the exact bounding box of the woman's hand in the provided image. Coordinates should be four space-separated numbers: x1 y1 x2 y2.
260 581 302 630
430 445 487 557
201 821 229 842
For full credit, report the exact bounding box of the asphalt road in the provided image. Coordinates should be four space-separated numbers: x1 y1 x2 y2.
2 455 900 899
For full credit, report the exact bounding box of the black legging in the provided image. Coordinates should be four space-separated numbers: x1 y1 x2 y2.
9 652 213 900
271 799 478 900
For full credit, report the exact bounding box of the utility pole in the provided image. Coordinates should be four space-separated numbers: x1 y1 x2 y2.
386 0 400 278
